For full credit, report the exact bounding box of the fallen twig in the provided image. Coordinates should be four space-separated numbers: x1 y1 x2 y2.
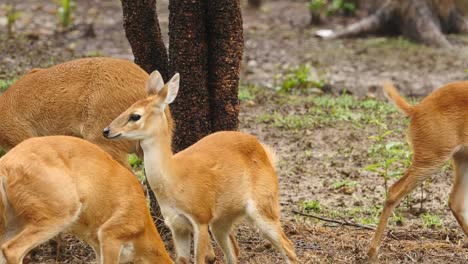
292 210 376 231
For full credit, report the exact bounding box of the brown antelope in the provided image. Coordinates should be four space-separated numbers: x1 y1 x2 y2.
0 136 172 264
0 57 152 166
368 81 468 260
104 71 297 264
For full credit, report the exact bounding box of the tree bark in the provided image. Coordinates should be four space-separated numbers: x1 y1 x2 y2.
121 0 169 80
168 0 212 152
206 0 243 132
318 0 468 47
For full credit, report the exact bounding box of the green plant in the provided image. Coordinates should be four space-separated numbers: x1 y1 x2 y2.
85 50 105 57
364 130 412 197
256 112 313 130
5 4 21 37
356 205 382 226
308 0 327 24
302 200 321 213
391 212 404 226
128 153 142 168
308 0 327 11
57 0 75 28
0 77 18 92
239 85 257 101
421 212 442 229
332 180 358 189
280 64 326 93
328 0 356 16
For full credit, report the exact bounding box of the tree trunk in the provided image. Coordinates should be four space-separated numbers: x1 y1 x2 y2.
168 0 212 152
206 0 243 132
168 0 243 152
121 0 169 80
317 0 468 47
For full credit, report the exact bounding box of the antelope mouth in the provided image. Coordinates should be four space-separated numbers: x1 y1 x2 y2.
106 133 122 139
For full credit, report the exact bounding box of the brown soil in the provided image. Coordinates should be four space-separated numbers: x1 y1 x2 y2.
1 0 468 263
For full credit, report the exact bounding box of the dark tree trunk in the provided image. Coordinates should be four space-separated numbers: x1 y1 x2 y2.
317 0 468 47
168 0 212 152
121 0 169 80
168 0 243 152
206 0 243 132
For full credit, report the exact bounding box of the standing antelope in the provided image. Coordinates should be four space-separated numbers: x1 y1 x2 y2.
104 71 297 264
0 57 153 166
368 81 468 260
0 136 172 264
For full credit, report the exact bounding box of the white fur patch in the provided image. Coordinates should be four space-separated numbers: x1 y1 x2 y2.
119 242 135 263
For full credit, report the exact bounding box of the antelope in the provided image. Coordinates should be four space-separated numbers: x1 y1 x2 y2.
103 71 297 264
368 81 468 260
0 136 172 264
0 57 152 166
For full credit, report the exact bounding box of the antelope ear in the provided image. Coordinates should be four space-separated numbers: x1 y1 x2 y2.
164 73 179 104
147 70 165 95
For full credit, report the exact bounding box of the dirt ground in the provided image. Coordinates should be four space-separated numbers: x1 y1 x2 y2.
1 0 468 263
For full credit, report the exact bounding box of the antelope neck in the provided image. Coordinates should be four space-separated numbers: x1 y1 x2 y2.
139 133 175 187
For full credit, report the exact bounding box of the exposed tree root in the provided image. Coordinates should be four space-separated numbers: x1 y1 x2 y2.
317 0 468 47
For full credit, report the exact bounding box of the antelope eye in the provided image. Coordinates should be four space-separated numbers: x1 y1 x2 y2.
129 114 141 122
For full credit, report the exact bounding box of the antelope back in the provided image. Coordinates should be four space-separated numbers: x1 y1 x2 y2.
0 57 149 164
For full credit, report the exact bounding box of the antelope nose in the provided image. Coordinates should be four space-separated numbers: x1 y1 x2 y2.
103 127 110 138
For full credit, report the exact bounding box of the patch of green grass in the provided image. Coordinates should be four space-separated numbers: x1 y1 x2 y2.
279 64 326 93
364 37 421 50
308 0 327 12
308 0 356 17
327 0 356 16
257 112 313 129
302 200 321 213
239 84 257 101
421 212 442 229
257 94 401 130
391 212 404 226
84 50 105 57
332 179 358 189
0 77 18 92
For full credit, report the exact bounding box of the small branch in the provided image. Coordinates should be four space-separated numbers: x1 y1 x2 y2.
292 210 376 231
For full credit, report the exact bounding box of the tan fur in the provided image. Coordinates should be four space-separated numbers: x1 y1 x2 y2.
0 57 151 166
368 81 468 260
0 136 172 263
382 82 414 115
105 72 297 264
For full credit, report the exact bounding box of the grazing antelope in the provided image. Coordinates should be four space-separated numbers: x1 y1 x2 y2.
0 136 172 264
104 71 297 264
0 57 152 166
368 81 468 260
